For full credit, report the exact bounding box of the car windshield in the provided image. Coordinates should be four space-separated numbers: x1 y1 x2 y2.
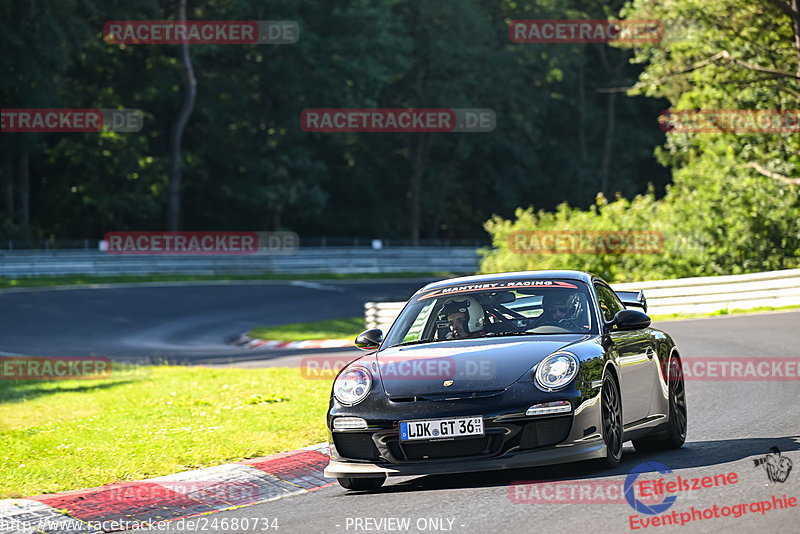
383 279 596 348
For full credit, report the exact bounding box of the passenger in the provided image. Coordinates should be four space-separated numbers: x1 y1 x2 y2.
539 292 586 330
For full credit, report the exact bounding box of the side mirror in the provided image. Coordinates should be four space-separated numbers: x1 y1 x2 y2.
355 328 383 350
610 309 651 331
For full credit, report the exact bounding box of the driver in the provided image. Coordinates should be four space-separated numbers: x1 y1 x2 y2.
539 291 586 330
439 297 485 339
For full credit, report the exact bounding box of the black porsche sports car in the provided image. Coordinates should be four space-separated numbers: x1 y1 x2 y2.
323 270 687 490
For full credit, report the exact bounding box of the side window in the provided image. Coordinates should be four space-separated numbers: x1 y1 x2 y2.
594 283 624 323
402 300 435 343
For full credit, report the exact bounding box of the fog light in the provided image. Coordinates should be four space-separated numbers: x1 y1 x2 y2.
333 417 368 429
526 400 572 416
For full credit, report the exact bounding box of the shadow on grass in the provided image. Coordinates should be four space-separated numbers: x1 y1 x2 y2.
0 378 139 403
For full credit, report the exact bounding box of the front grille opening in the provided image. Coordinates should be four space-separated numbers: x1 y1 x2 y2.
388 433 502 461
333 432 381 461
518 417 572 449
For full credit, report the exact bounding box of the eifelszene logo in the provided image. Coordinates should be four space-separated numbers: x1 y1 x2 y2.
625 462 678 515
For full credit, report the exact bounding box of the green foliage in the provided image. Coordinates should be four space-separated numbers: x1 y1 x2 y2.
481 190 666 282
480 0 800 281
0 0 669 242
480 172 800 282
3 0 795 269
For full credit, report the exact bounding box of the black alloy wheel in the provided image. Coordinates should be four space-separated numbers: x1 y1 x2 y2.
600 373 623 467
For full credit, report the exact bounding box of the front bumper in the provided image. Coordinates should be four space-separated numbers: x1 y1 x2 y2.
324 385 604 479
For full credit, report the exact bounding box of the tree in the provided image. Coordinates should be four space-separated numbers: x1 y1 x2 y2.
622 0 800 184
479 0 800 280
0 0 679 244
0 0 96 240
166 0 197 230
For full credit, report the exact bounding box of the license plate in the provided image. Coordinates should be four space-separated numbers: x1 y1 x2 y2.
400 416 484 441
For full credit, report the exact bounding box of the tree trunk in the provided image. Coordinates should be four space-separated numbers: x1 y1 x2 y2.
167 0 197 231
790 0 800 100
597 48 627 196
408 134 430 246
18 149 29 230
577 63 588 161
2 151 13 223
790 0 800 156
600 91 617 196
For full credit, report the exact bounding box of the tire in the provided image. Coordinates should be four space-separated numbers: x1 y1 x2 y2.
337 476 386 491
599 373 623 468
633 356 687 452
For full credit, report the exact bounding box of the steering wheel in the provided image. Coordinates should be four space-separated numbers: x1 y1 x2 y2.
529 313 585 331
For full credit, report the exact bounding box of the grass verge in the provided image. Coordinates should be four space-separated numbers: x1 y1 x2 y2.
0 365 331 498
248 317 364 342
649 304 800 322
0 272 456 290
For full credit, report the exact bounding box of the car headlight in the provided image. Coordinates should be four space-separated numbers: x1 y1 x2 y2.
333 366 372 405
535 352 579 391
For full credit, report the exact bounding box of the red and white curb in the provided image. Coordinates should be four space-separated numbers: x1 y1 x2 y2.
228 332 352 350
0 443 332 533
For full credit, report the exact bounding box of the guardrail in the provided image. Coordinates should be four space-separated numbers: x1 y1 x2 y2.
365 301 408 333
612 268 800 316
364 268 800 332
0 247 481 277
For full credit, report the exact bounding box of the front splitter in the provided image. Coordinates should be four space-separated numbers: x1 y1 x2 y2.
323 439 606 478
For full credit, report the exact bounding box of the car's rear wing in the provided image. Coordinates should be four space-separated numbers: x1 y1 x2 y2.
615 290 647 313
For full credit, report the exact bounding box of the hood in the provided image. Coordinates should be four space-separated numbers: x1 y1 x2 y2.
375 335 589 397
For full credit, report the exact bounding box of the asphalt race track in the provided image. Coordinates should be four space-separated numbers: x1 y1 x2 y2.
0 279 429 363
143 310 798 534
2 283 798 533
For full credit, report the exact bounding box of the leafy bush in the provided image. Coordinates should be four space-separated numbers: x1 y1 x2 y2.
480 168 800 282
482 0 800 283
